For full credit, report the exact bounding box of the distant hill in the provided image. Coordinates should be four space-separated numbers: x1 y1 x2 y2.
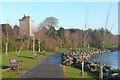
65 28 84 33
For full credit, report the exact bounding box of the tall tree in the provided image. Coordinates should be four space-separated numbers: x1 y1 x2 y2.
44 17 59 28
57 27 65 38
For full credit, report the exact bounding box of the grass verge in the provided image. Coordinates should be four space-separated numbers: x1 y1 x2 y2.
2 51 54 78
55 48 69 53
64 66 96 79
75 47 97 50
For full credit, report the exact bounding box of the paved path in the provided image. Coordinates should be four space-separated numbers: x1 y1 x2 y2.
21 53 64 78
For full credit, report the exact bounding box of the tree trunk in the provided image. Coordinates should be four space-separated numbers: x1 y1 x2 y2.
6 43 8 56
33 37 35 53
99 53 103 80
27 39 29 52
38 41 40 52
82 60 84 77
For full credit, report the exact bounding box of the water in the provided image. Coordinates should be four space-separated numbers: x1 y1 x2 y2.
91 51 120 69
39 52 120 69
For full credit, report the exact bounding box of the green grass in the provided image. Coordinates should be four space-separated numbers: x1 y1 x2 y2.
55 47 97 53
104 46 118 49
64 66 96 79
54 47 96 53
2 51 54 78
55 48 69 53
75 47 97 50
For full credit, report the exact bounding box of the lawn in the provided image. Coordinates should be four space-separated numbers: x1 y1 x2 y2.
75 47 97 50
55 47 97 53
54 47 97 53
104 46 118 49
64 66 96 79
2 51 55 78
55 48 69 53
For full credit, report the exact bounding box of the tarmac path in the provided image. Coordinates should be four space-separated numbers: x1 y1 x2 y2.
21 53 64 78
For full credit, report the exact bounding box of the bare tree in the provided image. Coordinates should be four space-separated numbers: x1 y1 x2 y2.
44 17 59 28
5 24 10 56
99 3 112 80
82 7 90 48
35 22 47 52
81 8 89 77
18 40 28 55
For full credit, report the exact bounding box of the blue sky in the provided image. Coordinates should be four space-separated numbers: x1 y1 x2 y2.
0 2 118 35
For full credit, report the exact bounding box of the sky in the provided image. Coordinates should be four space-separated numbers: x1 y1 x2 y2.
0 2 118 35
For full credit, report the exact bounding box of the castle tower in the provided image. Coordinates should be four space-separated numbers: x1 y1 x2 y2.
19 15 34 37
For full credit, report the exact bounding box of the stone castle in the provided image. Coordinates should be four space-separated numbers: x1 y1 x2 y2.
19 15 34 37
1 15 34 38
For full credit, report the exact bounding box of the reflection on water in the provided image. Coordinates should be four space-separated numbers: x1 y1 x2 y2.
91 51 120 69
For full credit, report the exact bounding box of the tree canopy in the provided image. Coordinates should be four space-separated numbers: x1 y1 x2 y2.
44 17 59 28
